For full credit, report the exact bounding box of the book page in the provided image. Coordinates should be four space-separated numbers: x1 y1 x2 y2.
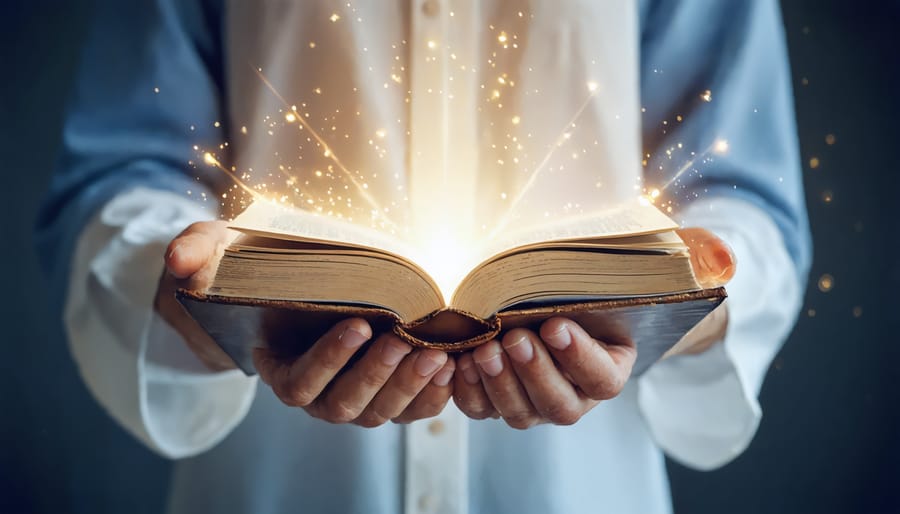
229 200 417 262
480 199 679 262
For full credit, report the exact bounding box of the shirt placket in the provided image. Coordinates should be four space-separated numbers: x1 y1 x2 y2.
406 1 476 513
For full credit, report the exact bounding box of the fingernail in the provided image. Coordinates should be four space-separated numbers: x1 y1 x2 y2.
544 324 572 350
475 346 504 377
414 352 445 377
380 339 411 366
460 360 480 385
432 365 454 386
503 334 533 363
339 326 369 349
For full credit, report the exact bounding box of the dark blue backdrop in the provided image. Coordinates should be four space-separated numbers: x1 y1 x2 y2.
2 1 897 513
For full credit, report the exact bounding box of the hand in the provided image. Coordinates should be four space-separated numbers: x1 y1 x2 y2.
451 226 736 428
254 326 455 426
155 220 242 371
156 221 456 426
453 320 635 428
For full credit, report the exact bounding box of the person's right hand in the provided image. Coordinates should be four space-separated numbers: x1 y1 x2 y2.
155 220 456 427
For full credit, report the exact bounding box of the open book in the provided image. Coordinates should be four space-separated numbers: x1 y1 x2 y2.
177 200 727 375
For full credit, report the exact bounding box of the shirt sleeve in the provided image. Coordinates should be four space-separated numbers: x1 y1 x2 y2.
33 0 253 458
66 188 257 458
635 0 812 469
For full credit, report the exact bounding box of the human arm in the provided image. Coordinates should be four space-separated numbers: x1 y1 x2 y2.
453 0 810 469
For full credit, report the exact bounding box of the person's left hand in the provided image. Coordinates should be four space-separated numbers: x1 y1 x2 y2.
452 319 635 428
451 227 735 428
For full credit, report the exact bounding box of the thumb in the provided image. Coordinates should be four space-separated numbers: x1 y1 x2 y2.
165 221 232 280
676 227 736 288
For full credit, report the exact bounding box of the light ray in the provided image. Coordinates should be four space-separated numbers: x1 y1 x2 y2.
250 64 399 231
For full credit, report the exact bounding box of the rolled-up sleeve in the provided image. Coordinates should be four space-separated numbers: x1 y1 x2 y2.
34 0 254 458
636 0 811 469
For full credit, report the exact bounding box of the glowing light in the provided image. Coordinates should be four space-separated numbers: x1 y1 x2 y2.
497 31 508 44
285 112 297 123
700 90 712 102
809 157 820 169
309 41 316 48
375 129 387 138
153 87 160 94
822 190 833 203
649 188 661 200
329 13 341 22
511 115 521 125
713 139 729 155
203 152 218 166
587 81 599 92
825 134 836 145
817 274 834 293
240 126 248 134
427 40 438 50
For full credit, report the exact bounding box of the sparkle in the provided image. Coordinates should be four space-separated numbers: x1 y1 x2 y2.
153 87 160 94
511 115 521 125
700 89 712 102
497 31 508 44
822 190 833 203
329 13 341 22
713 139 729 155
649 188 661 200
587 81 599 92
809 157 820 169
309 41 316 49
285 112 297 123
427 40 438 50
375 129 387 138
817 274 834 293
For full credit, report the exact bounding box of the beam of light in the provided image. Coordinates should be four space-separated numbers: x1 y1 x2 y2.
656 138 729 194
202 152 267 201
250 64 399 231
486 82 600 241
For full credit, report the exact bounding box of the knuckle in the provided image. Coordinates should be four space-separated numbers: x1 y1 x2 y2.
584 374 623 400
354 412 388 428
453 394 492 420
504 412 539 430
541 403 580 426
324 399 360 424
358 368 389 390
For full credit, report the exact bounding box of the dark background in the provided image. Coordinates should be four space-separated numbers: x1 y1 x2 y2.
2 1 898 513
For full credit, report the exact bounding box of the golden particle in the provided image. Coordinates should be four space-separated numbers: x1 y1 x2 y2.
329 13 340 22
809 157 820 169
817 274 834 293
822 190 833 203
825 134 836 145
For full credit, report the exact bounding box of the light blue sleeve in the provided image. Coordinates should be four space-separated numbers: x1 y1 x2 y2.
639 0 812 281
635 0 812 469
36 0 226 309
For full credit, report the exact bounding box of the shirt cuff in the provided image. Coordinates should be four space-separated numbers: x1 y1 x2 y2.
637 196 803 470
64 187 257 459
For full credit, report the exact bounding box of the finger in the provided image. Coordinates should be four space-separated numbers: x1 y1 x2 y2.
473 340 541 429
312 333 412 423
254 318 371 407
392 357 455 424
540 318 636 401
676 227 736 288
451 353 496 420
501 329 593 426
355 349 448 427
165 220 234 280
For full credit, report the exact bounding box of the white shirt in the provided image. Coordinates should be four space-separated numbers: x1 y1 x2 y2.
60 1 804 513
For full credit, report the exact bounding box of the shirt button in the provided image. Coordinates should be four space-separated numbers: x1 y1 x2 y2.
421 0 440 17
428 419 445 435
